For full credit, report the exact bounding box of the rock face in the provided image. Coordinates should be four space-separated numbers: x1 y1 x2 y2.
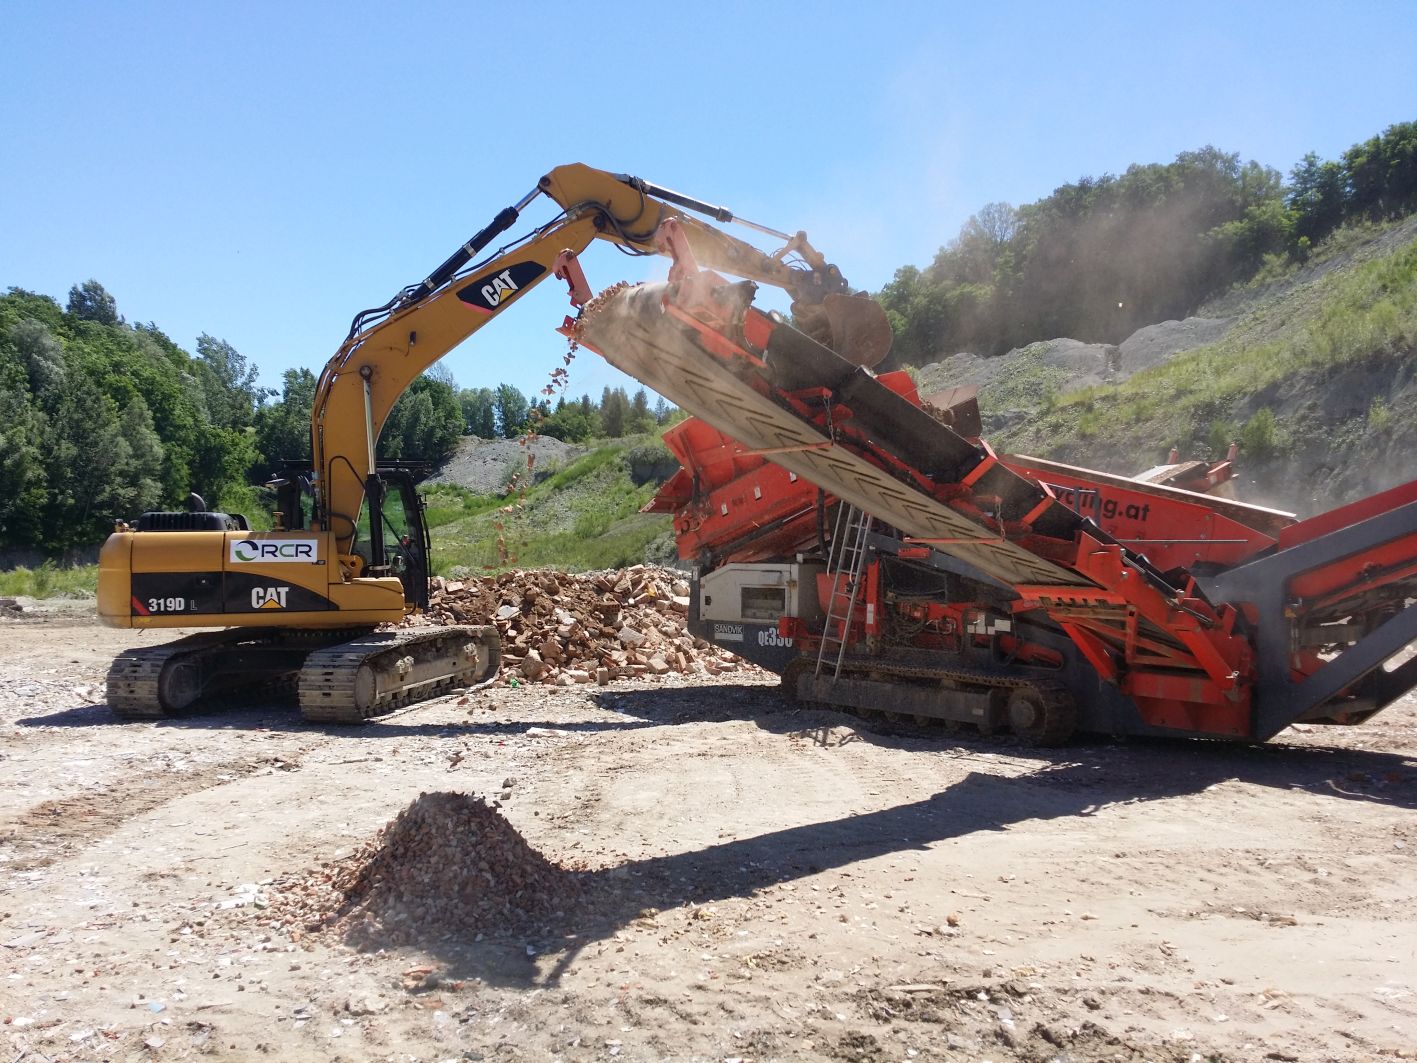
417 564 745 685
916 316 1234 402
1116 317 1231 376
268 792 583 947
426 435 587 494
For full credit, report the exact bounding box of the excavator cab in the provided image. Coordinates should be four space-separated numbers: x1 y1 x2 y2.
271 463 432 612
359 467 431 613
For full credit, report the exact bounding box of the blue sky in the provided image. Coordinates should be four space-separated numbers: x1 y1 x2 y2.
4 1 1414 404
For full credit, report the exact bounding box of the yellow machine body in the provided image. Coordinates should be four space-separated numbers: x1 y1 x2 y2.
98 528 406 630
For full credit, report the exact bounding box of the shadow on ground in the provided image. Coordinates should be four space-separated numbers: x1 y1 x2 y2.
20 678 1416 991
319 684 1417 990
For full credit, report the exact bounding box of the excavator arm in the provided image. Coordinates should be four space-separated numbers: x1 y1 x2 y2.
309 163 888 557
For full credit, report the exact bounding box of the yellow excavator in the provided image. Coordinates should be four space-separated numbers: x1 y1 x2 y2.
97 164 889 722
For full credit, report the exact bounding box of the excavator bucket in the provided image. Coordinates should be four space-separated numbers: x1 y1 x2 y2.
792 292 893 369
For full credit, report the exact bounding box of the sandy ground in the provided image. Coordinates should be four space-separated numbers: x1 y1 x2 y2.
2 617 1416 1063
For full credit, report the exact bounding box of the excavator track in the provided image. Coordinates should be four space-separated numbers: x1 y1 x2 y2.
297 625 500 724
107 630 314 720
108 625 500 723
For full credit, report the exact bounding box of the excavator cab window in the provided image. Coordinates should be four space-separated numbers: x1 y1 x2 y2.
272 469 314 531
364 468 431 611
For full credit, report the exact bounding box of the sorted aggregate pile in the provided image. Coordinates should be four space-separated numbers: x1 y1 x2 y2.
421 564 752 685
267 792 584 947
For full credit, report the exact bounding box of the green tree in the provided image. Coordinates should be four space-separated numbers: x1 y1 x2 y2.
1288 151 1347 246
537 401 597 442
194 333 268 429
252 368 316 478
1210 198 1297 283
381 375 464 463
0 388 48 549
117 397 166 514
600 386 629 437
6 318 66 394
189 424 261 513
627 388 656 434
66 279 119 326
459 387 497 437
1343 121 1417 221
40 373 133 549
492 383 529 438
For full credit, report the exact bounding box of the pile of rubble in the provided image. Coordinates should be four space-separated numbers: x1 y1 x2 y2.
266 792 583 948
420 565 751 686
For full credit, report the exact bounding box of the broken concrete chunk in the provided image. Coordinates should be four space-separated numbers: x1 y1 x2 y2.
618 626 648 647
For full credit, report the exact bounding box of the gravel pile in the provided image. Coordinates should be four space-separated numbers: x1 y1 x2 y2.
423 564 750 685
267 792 583 947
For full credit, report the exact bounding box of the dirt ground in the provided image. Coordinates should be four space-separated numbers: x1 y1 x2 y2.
3 616 1416 1063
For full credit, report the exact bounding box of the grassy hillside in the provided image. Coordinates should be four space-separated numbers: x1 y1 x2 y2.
424 434 677 575
971 217 1417 514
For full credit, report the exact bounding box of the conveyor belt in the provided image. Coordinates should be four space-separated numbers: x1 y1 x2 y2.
577 283 1090 590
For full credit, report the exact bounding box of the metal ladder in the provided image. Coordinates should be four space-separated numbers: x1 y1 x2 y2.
815 504 872 679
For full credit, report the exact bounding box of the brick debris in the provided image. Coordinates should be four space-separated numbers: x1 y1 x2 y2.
266 791 584 948
416 564 752 686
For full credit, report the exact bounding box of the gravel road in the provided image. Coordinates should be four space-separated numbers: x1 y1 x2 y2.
3 617 1415 1061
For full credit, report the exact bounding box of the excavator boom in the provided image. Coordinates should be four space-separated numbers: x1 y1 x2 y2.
310 164 886 558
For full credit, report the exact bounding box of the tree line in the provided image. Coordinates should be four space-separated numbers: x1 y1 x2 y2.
455 379 673 443
878 120 1417 366
0 283 678 557
1 283 270 555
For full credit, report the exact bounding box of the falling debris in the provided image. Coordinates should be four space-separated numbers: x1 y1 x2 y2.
266 792 584 947
415 564 748 686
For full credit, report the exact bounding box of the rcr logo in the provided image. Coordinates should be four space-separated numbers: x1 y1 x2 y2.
230 538 318 563
252 586 289 609
480 268 519 308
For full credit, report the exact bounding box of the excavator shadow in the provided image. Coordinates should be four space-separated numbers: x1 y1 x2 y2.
14 697 673 739
16 689 688 736
385 709 1417 990
18 676 787 736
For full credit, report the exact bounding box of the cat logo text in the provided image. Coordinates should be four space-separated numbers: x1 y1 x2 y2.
479 269 519 308
251 586 290 609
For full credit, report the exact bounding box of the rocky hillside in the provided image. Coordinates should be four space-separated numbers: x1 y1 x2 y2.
917 216 1417 516
427 435 588 494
